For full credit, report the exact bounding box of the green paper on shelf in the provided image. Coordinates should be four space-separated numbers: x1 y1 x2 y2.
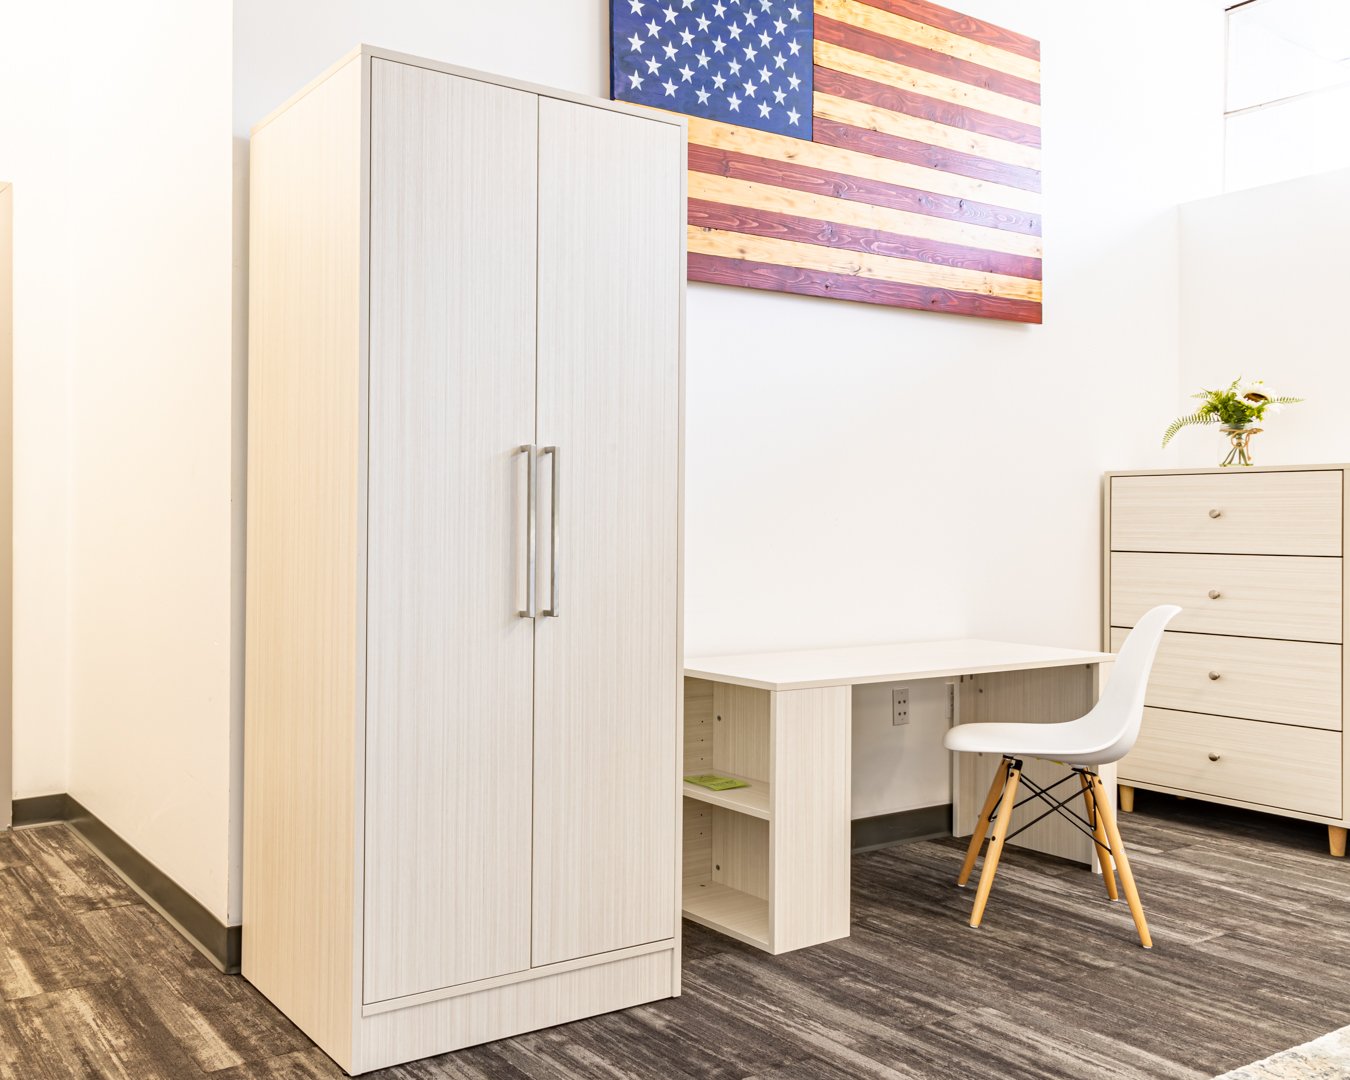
684 774 749 792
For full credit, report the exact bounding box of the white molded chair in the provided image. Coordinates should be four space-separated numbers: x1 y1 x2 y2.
943 605 1181 948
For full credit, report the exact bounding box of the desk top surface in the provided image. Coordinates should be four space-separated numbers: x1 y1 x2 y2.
684 639 1115 691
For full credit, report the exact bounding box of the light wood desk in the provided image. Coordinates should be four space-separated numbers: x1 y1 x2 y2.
682 640 1115 954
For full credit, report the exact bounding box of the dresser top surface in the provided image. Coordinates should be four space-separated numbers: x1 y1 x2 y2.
1107 464 1348 478
685 639 1114 691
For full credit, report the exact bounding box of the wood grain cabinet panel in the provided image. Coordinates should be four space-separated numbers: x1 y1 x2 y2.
362 58 539 1008
532 97 683 968
1121 709 1341 819
1111 471 1342 556
1111 551 1342 643
1109 629 1342 731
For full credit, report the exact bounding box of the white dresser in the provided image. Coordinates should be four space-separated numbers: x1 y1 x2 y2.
1104 465 1348 857
243 47 685 1074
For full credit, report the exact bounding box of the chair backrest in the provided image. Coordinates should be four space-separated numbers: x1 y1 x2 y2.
1079 605 1182 764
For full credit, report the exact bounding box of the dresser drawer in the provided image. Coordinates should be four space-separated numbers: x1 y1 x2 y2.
1110 471 1342 556
1121 709 1342 818
1111 552 1343 643
1110 629 1342 730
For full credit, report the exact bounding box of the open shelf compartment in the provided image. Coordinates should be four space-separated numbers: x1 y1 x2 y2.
682 880 769 949
682 676 774 950
682 772 770 820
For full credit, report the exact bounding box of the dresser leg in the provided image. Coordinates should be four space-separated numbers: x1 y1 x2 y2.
1330 826 1347 858
1118 785 1135 814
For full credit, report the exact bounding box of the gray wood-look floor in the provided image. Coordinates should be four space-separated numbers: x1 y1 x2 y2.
2 793 1349 1079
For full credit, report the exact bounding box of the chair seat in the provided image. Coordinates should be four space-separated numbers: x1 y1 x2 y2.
943 720 1116 766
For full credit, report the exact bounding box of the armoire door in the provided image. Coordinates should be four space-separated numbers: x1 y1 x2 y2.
532 98 683 966
363 59 539 1003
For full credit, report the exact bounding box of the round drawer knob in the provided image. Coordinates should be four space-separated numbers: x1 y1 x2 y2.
1209 508 1222 519
1208 752 1221 762
1208 671 1221 681
1208 589 1222 599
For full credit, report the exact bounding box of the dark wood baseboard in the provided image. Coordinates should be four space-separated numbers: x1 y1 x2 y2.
852 804 952 852
9 793 241 974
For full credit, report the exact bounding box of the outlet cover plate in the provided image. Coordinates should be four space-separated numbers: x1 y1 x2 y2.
892 688 910 726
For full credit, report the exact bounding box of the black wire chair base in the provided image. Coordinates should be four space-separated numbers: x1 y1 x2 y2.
987 757 1111 859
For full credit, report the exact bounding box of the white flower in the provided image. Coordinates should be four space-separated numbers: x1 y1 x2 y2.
1239 379 1274 403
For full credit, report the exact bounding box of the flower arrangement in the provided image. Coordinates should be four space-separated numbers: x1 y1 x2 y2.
1162 378 1303 449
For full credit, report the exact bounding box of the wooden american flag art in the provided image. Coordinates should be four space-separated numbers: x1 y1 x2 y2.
610 0 1042 323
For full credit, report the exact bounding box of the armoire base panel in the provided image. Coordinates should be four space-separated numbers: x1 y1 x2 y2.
344 947 677 1075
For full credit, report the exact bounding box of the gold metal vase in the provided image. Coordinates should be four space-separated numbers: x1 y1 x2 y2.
1220 424 1261 467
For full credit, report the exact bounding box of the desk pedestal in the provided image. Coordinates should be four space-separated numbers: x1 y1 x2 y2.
682 661 1113 955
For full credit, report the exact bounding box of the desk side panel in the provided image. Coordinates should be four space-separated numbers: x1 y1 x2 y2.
770 686 852 953
952 666 1099 866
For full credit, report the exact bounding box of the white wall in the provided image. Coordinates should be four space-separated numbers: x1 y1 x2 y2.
0 2 239 923
0 6 74 800
64 2 235 923
1179 168 1350 469
235 0 1226 822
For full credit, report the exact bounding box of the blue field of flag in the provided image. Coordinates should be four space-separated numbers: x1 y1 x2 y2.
611 0 814 138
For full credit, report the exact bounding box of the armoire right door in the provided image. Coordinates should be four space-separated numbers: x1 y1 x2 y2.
531 97 684 967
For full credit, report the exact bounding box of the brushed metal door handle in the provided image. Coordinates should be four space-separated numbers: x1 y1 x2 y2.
541 446 559 618
1208 508 1222 519
1208 671 1221 681
519 444 537 619
1208 752 1221 762
1208 589 1222 600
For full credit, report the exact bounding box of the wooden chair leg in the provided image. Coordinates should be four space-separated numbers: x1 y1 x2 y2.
1118 784 1135 813
1080 773 1118 902
958 759 1010 887
968 763 1021 929
1090 773 1152 948
1330 826 1347 858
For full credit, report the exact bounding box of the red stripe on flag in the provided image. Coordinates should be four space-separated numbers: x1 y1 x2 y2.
814 66 1041 149
843 0 1042 62
812 117 1040 193
688 197 1042 280
688 142 1041 237
688 252 1043 322
814 15 1040 105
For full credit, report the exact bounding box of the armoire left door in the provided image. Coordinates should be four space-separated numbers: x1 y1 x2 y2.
362 58 539 1005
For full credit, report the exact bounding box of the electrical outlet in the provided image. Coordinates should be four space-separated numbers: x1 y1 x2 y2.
891 687 910 726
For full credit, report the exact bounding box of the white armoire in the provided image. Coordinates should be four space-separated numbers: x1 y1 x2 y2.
242 47 686 1075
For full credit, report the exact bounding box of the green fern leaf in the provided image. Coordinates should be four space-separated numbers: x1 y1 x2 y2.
1162 411 1218 448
